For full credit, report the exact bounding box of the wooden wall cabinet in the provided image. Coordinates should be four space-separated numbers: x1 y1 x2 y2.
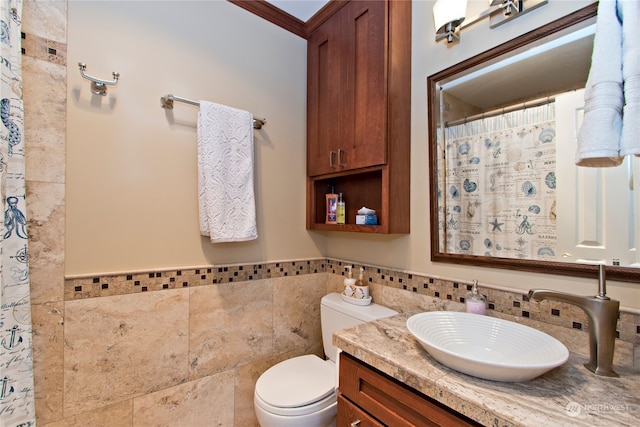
306 0 411 234
338 353 480 427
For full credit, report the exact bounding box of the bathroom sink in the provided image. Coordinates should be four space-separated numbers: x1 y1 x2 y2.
406 311 569 382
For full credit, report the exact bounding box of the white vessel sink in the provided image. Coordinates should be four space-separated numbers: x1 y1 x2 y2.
406 311 569 382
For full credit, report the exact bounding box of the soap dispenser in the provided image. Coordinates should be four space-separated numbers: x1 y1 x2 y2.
465 280 486 315
343 266 356 297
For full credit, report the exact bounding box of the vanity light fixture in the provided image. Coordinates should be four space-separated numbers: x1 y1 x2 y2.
434 0 548 44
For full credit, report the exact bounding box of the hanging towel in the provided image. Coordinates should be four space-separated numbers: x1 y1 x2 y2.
575 0 624 167
619 0 640 157
197 101 257 243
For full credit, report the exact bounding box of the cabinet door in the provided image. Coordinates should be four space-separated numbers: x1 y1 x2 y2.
307 0 387 177
307 12 344 176
341 0 387 171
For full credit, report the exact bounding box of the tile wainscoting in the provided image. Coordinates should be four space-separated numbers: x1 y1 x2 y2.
53 259 640 426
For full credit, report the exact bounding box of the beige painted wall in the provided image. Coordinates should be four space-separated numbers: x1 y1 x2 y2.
66 0 325 275
65 0 640 309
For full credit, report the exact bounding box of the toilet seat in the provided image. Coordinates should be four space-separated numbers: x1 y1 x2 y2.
255 354 336 417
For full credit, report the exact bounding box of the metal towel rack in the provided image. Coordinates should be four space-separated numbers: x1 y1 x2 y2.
160 94 266 129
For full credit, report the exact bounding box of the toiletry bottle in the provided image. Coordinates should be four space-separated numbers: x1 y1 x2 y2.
337 193 346 224
354 267 369 299
355 267 365 287
343 266 356 297
325 186 338 224
465 280 486 315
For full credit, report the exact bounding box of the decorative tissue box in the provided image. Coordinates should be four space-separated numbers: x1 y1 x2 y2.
356 214 378 225
356 207 377 225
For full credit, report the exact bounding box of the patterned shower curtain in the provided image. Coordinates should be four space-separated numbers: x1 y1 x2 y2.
0 1 36 425
437 102 558 261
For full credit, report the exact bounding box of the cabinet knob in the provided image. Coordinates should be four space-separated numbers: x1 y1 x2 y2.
350 420 361 427
329 150 337 168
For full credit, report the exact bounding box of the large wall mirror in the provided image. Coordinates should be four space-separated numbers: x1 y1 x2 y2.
429 3 640 283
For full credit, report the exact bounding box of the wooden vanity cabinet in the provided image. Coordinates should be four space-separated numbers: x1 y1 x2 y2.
338 353 481 427
306 0 410 234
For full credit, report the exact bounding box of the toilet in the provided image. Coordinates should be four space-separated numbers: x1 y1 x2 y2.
253 292 398 427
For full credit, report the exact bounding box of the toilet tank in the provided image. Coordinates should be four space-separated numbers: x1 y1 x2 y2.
320 292 398 362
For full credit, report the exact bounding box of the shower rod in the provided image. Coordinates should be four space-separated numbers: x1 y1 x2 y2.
160 94 266 129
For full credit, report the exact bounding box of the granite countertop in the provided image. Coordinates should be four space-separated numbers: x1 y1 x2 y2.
333 313 640 427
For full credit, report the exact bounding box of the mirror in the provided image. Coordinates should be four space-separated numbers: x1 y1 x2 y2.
428 3 640 283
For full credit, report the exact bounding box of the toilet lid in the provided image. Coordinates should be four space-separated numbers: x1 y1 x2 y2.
255 355 336 408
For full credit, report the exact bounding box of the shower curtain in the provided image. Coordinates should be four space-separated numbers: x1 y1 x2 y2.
0 1 36 425
437 102 558 261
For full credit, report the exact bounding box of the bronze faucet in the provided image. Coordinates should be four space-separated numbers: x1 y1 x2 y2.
528 265 619 377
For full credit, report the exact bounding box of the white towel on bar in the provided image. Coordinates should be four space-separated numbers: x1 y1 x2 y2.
575 0 624 167
619 0 640 157
197 101 257 243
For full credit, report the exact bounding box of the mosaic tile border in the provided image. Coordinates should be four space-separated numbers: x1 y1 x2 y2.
21 32 66 65
64 257 640 346
325 259 640 347
64 259 328 300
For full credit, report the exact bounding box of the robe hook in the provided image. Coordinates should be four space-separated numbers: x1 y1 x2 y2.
78 62 120 96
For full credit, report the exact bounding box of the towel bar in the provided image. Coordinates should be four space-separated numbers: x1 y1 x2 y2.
160 94 266 129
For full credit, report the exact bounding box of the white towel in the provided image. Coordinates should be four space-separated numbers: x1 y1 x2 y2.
619 0 640 157
197 101 257 243
575 0 624 167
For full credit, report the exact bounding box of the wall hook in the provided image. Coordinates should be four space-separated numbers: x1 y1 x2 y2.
78 62 120 96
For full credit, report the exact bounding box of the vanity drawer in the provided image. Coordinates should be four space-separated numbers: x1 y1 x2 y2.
338 394 384 427
338 352 479 427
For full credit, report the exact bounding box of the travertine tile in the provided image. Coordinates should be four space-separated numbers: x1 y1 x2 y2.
26 181 65 305
63 289 189 416
21 0 67 43
23 56 66 184
189 279 273 379
42 400 132 427
273 274 326 355
31 301 64 424
234 351 306 427
133 372 233 427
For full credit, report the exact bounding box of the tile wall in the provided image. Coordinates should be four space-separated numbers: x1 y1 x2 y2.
58 257 640 426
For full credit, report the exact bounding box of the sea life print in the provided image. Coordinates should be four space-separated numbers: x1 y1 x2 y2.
538 247 555 256
463 179 477 193
515 215 534 235
538 128 556 143
545 171 556 189
4 196 28 239
521 181 536 197
1 98 21 155
0 20 9 45
489 218 504 231
449 185 459 199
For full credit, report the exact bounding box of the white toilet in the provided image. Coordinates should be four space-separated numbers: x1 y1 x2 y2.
254 292 398 427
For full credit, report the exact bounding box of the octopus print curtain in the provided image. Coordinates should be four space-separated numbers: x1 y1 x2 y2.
0 1 36 425
438 102 557 260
